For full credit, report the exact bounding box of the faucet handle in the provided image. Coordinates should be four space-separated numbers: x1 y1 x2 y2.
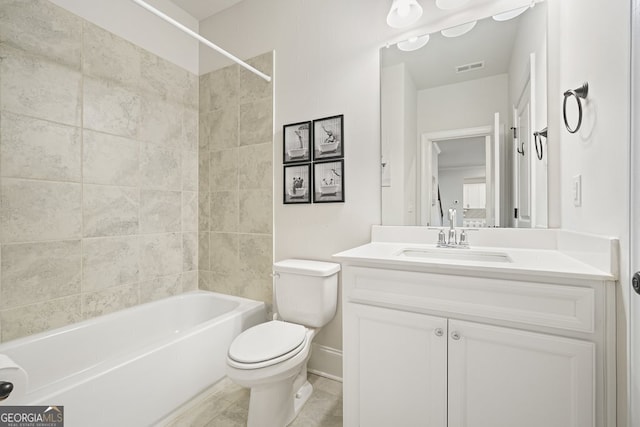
437 229 447 247
458 230 469 248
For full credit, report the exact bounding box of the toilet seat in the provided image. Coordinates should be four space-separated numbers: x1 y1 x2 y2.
228 321 308 369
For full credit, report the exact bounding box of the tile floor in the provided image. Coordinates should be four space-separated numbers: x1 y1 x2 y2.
159 374 342 427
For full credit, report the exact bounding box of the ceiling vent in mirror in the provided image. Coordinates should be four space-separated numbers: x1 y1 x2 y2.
455 61 485 73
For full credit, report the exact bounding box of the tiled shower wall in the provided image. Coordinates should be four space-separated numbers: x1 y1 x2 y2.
198 54 274 305
0 1 199 341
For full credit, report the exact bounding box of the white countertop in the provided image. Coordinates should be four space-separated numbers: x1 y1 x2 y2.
333 227 619 282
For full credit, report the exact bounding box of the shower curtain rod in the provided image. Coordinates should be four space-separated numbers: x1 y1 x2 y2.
130 0 272 82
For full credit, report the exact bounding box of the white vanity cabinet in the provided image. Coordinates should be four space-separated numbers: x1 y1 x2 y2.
340 264 616 427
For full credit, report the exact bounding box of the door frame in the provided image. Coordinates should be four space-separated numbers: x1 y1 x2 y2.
418 125 494 227
630 0 640 424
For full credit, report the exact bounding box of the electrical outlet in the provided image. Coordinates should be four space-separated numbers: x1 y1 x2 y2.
572 174 582 207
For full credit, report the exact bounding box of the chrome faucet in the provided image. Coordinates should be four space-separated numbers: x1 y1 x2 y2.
448 206 457 246
436 201 471 248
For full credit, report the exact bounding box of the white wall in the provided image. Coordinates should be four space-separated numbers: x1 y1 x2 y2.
547 0 631 423
381 63 418 225
418 74 509 136
199 0 394 370
404 66 418 225
382 64 406 225
49 0 199 73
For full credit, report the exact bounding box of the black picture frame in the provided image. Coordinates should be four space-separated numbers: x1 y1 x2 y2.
313 159 344 203
283 121 311 164
283 163 312 204
312 115 343 161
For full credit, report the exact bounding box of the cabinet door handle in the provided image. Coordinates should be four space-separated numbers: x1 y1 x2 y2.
434 328 444 337
451 331 461 340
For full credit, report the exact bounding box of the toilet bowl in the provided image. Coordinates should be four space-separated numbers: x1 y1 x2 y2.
225 259 340 427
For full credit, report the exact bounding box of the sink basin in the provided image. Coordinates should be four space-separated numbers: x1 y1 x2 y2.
397 248 512 263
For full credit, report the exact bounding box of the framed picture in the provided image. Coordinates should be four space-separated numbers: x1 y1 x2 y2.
283 164 311 204
283 121 311 164
312 115 343 160
313 160 344 203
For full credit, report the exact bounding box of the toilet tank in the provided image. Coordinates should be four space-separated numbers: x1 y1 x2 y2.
273 259 341 328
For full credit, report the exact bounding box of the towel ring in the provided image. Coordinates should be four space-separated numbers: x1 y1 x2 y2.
563 82 589 134
533 127 547 160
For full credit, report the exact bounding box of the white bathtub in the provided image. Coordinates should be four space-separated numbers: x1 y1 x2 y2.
0 291 266 426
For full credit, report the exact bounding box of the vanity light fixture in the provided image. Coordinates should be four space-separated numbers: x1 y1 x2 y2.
387 0 423 29
492 4 532 21
397 34 430 51
435 0 470 10
441 20 477 37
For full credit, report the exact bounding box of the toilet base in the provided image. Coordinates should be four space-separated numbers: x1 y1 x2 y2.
245 377 313 427
292 380 313 422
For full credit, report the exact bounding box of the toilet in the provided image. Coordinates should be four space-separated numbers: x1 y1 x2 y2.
226 259 341 427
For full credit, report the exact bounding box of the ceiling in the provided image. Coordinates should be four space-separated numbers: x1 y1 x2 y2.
437 137 486 169
381 10 523 90
169 0 243 21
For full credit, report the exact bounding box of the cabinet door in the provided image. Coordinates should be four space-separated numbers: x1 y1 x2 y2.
343 303 447 427
447 320 595 427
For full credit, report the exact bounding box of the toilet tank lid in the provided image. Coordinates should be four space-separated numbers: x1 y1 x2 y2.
273 259 341 277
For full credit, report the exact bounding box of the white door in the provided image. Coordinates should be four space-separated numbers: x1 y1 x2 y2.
447 320 595 427
513 83 532 228
343 303 447 427
631 1 640 422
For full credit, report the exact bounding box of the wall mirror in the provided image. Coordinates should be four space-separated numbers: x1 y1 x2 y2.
381 2 548 228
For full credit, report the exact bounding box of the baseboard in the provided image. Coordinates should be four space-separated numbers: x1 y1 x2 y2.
308 343 343 382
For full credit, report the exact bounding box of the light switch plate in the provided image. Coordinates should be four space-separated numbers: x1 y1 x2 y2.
573 174 582 207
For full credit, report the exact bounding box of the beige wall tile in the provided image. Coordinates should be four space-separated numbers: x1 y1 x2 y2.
199 191 211 232
239 52 273 104
210 191 239 232
239 142 273 190
238 234 273 303
199 150 210 193
82 236 139 292
140 190 181 233
203 108 239 152
140 274 182 304
140 142 182 190
0 296 82 342
182 150 198 191
0 5 200 342
182 271 198 292
182 191 198 232
83 130 139 187
1 240 81 309
139 233 182 280
198 232 210 271
141 50 198 108
200 65 238 113
0 46 81 126
239 99 273 147
1 112 81 182
82 283 139 319
210 149 239 191
83 77 141 138
239 190 273 234
1 178 81 243
210 232 238 276
83 185 139 237
206 272 243 299
183 232 197 272
82 22 141 88
0 0 82 69
198 270 213 291
139 98 185 147
183 107 199 152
